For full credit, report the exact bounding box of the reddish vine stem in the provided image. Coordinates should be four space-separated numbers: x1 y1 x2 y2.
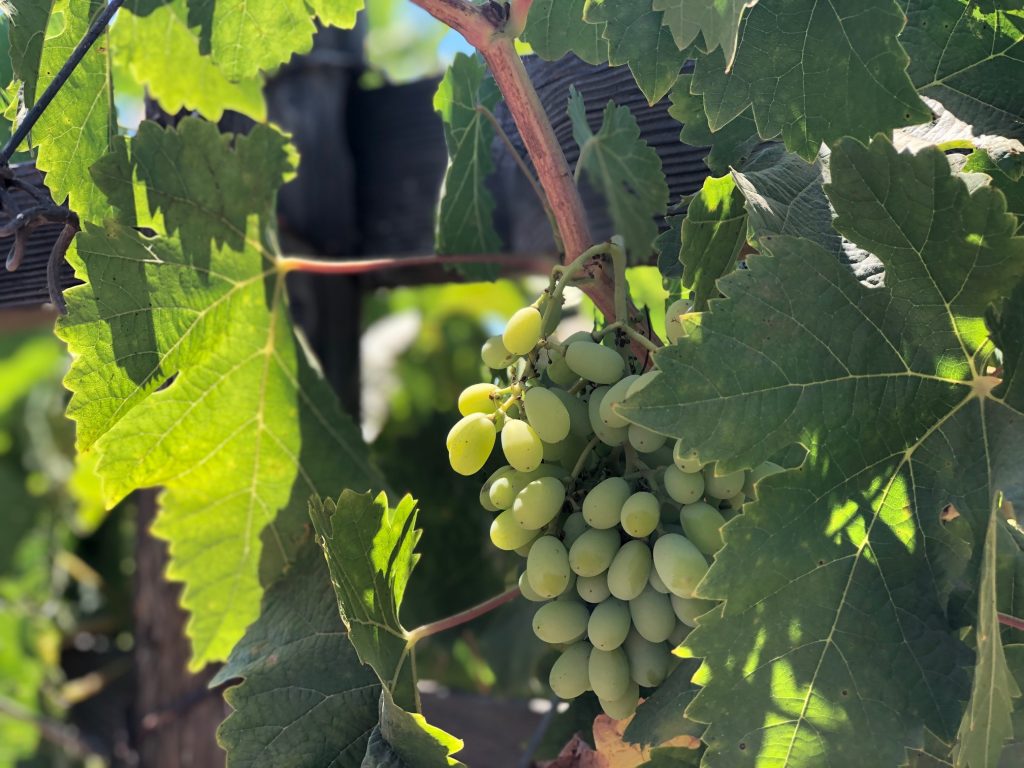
999 612 1024 631
407 586 521 642
278 252 556 275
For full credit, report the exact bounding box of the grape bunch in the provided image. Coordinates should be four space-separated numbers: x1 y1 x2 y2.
447 274 780 719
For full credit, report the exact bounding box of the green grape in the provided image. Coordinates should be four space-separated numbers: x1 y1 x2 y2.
542 438 567 462
503 306 543 355
663 464 705 504
523 387 571 443
624 630 671 687
568 528 621 577
588 647 631 701
512 476 566 530
629 586 676 643
588 387 628 446
549 641 592 700
587 598 631 651
724 492 746 510
582 477 631 529
541 297 564 336
680 501 726 555
562 511 588 547
490 510 540 551
519 571 547 602
598 374 638 428
577 574 611 603
489 470 526 510
599 681 640 720
447 413 496 476
565 340 626 385
628 423 666 453
620 492 660 538
664 297 693 344
649 567 670 594
458 382 499 416
704 465 745 499
744 460 785 498
607 540 652 601
672 440 704 473
652 534 709 597
501 419 543 472
481 335 515 370
480 465 514 512
551 388 591 438
671 595 716 627
527 536 572 598
669 621 690 647
546 347 578 388
648 443 675 469
533 599 590 644
625 370 660 398
557 434 588 471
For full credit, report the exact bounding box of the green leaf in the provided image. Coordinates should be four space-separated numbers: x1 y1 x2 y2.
901 1 1024 170
29 0 116 222
954 510 1023 768
114 1 266 122
676 173 746 308
56 118 380 669
656 213 684 281
213 542 382 768
583 0 687 105
568 87 669 259
433 53 502 280
964 150 1024 231
692 0 931 160
652 0 757 68
624 660 703 748
620 136 1024 765
667 70 761 175
309 490 420 711
521 0 608 65
7 0 50 108
362 688 465 768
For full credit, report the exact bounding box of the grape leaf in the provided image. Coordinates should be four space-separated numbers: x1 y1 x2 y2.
675 173 746 309
656 213 684 282
433 53 502 280
620 136 1024 765
667 71 761 175
583 0 687 105
56 118 380 669
652 0 757 68
521 0 608 65
213 541 382 768
362 689 465 768
568 87 668 259
901 0 1024 173
309 490 420 711
114 1 266 122
965 150 1024 230
7 0 49 107
953 509 1023 768
692 0 931 160
624 661 703 749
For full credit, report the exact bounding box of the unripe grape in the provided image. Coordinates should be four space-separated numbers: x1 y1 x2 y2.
649 567 670 594
480 465 515 512
625 370 660 398
589 647 631 701
458 382 499 416
587 598 631 651
744 460 785 498
568 528 620 577
672 440 704 473
582 477 631 529
490 510 539 551
542 438 567 462
704 465 745 500
489 470 527 510
549 642 591 700
448 413 495 476
501 419 543 472
620 492 660 538
628 423 666 453
577 574 611 603
724 492 746 511
512 476 566 530
624 630 671 687
533 599 590 644
629 586 676 643
527 536 571 598
503 306 543 355
546 347 578 388
519 571 547 602
669 621 690 647
664 298 693 344
599 681 640 720
523 387 571 444
551 388 591 437
565 340 626 384
598 375 639 429
588 387 628 446
652 534 709 597
680 502 726 556
481 335 515 370
562 511 588 547
663 464 705 504
671 595 716 627
607 540 652 601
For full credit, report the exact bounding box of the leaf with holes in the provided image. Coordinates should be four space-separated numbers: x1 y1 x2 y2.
56 118 381 669
522 0 608 65
652 0 757 68
620 135 1024 766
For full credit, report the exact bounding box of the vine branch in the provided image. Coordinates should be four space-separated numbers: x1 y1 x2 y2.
998 612 1024 631
278 251 556 275
407 585 520 643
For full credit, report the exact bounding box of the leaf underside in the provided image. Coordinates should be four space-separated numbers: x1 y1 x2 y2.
521 0 608 65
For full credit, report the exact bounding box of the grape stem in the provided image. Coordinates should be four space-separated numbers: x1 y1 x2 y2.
999 612 1024 631
596 321 660 354
407 586 521 643
277 252 555 275
570 435 601 479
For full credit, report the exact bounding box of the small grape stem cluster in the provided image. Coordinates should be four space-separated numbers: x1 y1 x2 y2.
446 254 782 718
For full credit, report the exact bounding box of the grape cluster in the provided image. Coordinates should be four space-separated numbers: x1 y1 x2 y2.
447 287 780 719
